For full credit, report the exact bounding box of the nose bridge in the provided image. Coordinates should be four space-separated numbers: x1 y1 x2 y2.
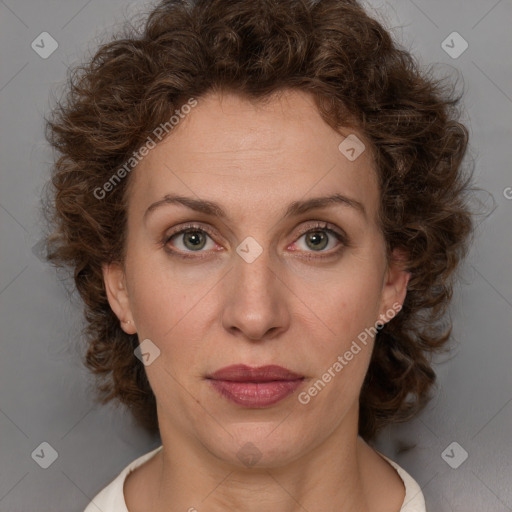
221 240 289 340
236 244 275 295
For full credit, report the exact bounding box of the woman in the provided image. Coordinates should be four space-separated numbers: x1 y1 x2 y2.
44 0 474 510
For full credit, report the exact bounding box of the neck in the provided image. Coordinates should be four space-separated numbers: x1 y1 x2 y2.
150 406 372 512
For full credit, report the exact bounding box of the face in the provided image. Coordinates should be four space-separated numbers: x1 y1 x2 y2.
104 89 409 468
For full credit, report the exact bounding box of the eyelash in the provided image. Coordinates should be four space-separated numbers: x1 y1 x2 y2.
162 221 349 260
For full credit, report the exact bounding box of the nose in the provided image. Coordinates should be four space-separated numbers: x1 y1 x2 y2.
221 247 291 342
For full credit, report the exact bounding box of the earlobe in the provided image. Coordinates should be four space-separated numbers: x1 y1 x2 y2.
102 262 137 334
378 248 411 325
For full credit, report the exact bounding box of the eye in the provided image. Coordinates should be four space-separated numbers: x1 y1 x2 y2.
290 222 347 255
164 224 218 257
162 221 348 259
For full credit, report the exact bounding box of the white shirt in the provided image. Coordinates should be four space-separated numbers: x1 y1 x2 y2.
83 445 426 512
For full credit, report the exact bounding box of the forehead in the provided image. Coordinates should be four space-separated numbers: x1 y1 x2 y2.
128 89 380 223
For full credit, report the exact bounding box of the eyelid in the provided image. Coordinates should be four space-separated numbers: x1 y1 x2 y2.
164 222 217 240
162 222 222 258
294 220 349 245
162 220 350 257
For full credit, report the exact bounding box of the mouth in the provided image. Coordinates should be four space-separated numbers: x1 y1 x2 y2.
206 364 305 408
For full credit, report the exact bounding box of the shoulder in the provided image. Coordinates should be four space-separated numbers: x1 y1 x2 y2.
380 454 427 512
83 445 163 512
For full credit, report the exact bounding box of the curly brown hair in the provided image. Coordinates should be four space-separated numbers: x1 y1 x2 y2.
44 0 475 441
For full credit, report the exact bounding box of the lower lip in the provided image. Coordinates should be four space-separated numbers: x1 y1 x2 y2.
209 379 304 407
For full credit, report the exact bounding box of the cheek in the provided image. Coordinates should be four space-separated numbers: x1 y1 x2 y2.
299 261 384 348
124 252 222 374
297 282 380 418
332 285 381 341
291 258 385 411
125 246 205 333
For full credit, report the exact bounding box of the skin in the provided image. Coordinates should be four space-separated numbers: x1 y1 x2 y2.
103 88 411 512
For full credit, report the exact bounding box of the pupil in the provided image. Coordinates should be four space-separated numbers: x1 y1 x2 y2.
185 231 205 250
307 231 327 250
181 230 329 252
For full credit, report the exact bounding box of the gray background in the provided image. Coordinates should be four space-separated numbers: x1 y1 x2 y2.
0 0 511 510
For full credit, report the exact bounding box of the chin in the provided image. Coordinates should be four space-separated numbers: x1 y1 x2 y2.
202 421 313 469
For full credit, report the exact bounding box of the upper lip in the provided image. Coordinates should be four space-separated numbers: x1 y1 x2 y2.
207 364 303 382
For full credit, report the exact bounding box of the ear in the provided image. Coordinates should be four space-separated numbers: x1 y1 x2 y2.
102 262 137 335
377 248 411 326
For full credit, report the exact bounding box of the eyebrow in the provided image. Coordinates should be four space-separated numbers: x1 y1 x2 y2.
144 192 367 222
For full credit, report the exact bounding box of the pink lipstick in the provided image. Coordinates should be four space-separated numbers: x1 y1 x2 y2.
207 364 304 407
